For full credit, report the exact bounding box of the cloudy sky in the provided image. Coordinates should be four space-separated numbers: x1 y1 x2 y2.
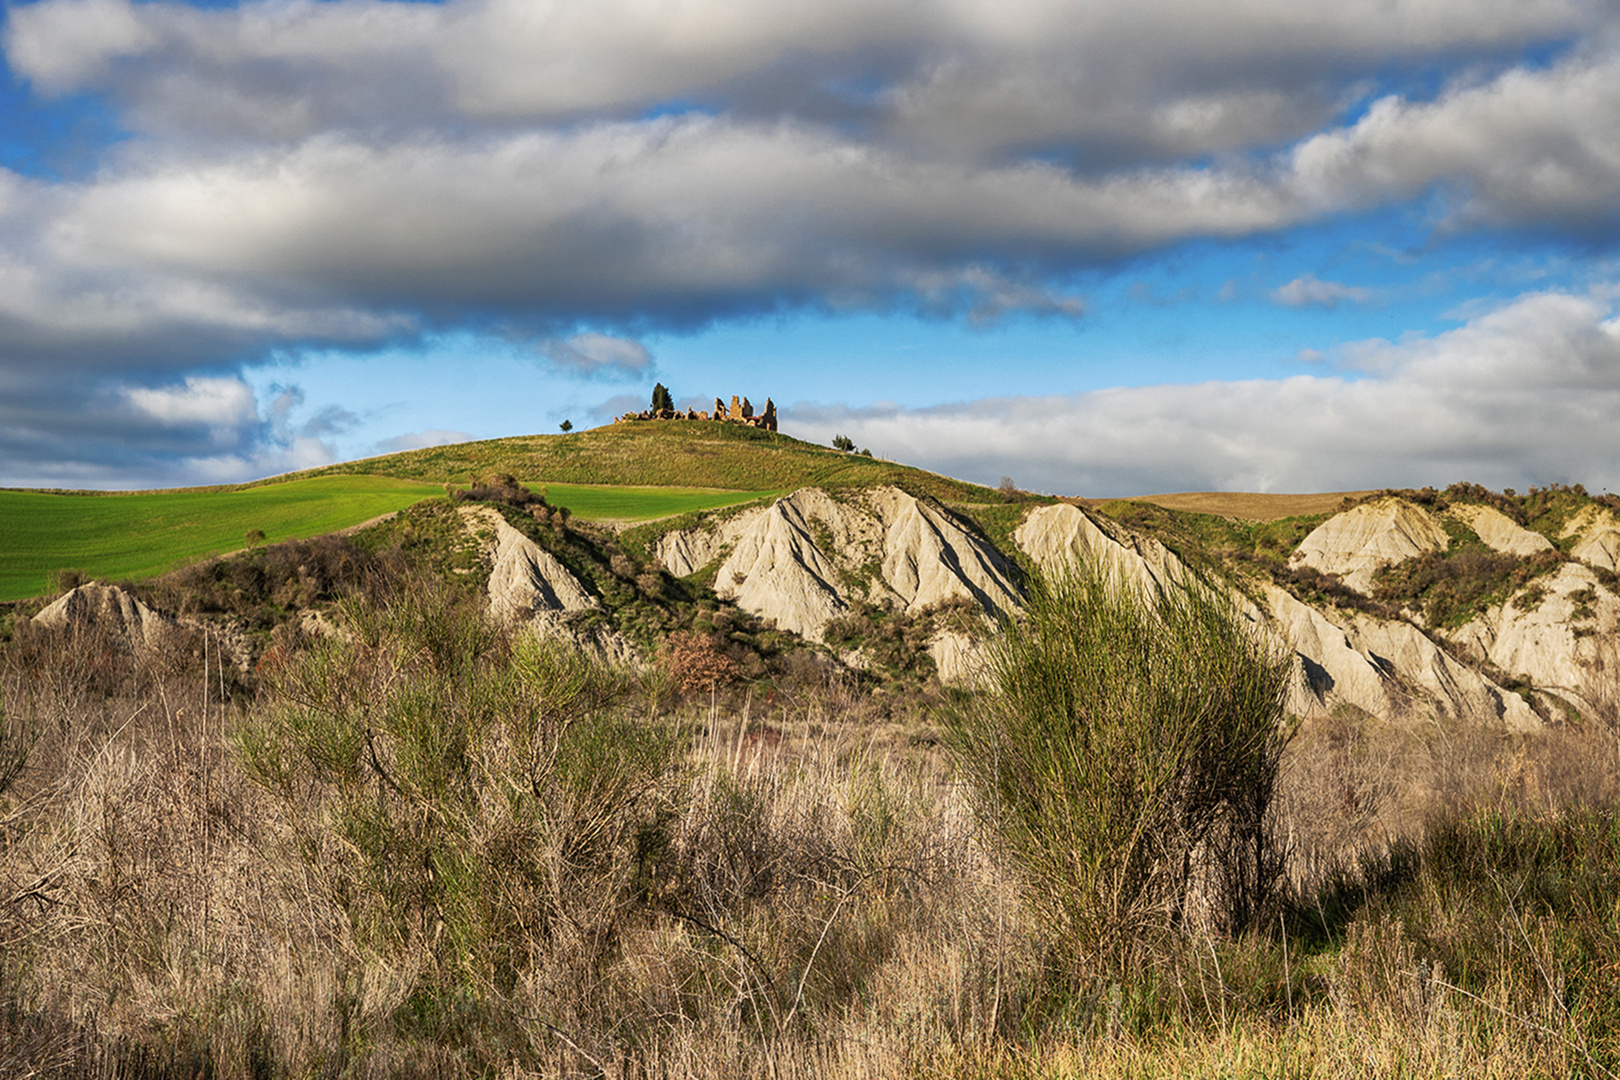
3 0 1619 495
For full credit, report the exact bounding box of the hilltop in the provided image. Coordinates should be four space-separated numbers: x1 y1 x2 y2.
285 421 1001 503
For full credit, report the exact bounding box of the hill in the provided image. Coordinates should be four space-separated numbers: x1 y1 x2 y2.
0 424 1000 602
287 420 1000 502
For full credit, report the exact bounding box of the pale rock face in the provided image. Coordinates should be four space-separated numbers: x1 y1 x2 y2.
1009 501 1535 730
1262 584 1539 731
1486 563 1620 706
459 506 643 663
1291 499 1449 594
1449 505 1554 557
711 495 848 640
869 487 1021 619
1263 585 1394 719
659 486 1021 642
1562 507 1620 573
926 629 994 687
1014 502 1187 591
656 528 727 578
32 582 179 651
1572 529 1620 573
460 507 598 621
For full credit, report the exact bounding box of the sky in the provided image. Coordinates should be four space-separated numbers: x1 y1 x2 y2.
2 0 1620 496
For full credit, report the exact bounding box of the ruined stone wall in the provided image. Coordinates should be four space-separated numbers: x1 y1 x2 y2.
614 394 778 431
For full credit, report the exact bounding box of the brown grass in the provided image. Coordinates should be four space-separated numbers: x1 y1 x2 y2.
0 608 1618 1078
1107 491 1376 521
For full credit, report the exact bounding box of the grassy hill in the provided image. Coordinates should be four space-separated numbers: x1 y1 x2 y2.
290 421 999 502
0 423 1001 602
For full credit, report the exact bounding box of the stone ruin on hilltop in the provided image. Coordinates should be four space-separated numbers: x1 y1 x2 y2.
615 394 777 432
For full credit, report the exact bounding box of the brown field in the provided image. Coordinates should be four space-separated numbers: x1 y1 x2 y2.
1115 490 1375 520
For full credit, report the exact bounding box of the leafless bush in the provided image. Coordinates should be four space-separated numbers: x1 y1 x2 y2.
662 629 741 695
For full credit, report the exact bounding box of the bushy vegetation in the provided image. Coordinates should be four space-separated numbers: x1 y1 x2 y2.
1 553 1620 1076
6 466 1620 1076
947 566 1293 983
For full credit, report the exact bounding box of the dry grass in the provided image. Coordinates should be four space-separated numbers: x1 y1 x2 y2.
1111 491 1376 521
0 607 1617 1078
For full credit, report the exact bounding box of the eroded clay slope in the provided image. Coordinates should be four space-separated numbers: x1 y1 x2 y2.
711 493 850 640
656 486 1021 643
1450 505 1555 557
1474 563 1620 713
1013 502 1539 730
1014 502 1188 591
461 506 597 620
32 582 180 651
1562 506 1620 572
459 506 639 664
1291 499 1448 593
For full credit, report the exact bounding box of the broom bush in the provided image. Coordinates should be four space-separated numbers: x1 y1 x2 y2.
947 562 1293 981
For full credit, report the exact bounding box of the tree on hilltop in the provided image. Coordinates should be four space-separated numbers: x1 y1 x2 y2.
651 383 674 412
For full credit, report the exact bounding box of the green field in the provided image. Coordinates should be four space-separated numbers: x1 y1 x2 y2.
0 423 998 603
535 483 778 520
0 476 442 602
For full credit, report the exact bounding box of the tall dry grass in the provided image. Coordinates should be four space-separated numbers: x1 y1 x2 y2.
0 584 1617 1077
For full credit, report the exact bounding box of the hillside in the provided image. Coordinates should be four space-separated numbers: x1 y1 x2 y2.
0 476 441 602
287 421 1001 502
0 424 1002 602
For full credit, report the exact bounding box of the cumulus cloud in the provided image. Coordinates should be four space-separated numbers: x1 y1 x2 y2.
540 333 654 376
0 373 342 488
1271 274 1374 308
785 287 1620 496
3 0 1620 485
373 429 475 455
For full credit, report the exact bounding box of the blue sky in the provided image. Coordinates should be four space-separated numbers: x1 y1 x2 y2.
3 0 1619 496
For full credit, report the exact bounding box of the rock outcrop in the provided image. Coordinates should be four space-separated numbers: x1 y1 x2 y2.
1291 498 1448 593
1563 506 1620 572
1451 505 1555 557
1465 562 1620 713
656 486 1021 652
460 507 598 621
32 582 180 651
1015 502 1189 591
458 506 638 664
1011 501 1541 730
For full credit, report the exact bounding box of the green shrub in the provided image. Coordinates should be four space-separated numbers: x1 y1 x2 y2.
947 562 1292 980
235 585 677 1026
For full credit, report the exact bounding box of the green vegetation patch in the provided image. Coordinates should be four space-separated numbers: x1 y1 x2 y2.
532 482 780 522
0 475 441 601
1372 516 1566 629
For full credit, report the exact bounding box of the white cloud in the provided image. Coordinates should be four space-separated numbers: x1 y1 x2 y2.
123 375 257 436
786 287 1620 496
373 429 474 454
4 0 1620 487
1271 274 1374 308
540 333 654 376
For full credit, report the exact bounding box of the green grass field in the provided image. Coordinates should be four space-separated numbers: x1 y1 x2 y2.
534 483 779 521
0 423 1002 603
0 476 442 602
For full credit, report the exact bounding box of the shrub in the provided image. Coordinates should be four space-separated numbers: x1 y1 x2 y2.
234 587 677 1024
946 562 1292 981
661 630 740 695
